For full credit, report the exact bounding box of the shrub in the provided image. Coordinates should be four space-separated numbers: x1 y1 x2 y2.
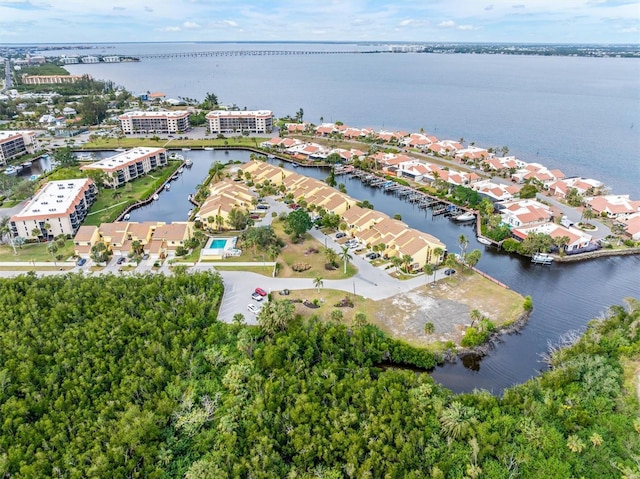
523 295 533 311
292 262 311 272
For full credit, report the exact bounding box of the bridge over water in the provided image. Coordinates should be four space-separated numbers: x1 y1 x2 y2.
131 49 382 60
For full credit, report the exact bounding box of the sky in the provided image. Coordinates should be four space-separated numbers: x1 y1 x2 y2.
0 0 638 44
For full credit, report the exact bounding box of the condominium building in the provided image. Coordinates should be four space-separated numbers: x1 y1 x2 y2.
81 56 99 64
80 147 168 188
118 110 190 134
102 56 120 63
10 179 97 240
0 130 36 165
206 110 273 134
21 75 85 85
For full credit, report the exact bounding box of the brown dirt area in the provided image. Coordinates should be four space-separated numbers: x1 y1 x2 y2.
372 272 525 348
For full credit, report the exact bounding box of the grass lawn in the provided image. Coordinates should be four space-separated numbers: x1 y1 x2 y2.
274 288 375 325
0 240 76 263
84 161 181 226
268 220 357 279
81 136 271 151
213 265 274 276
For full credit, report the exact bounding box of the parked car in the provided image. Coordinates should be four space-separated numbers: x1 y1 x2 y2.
142 254 149 260
279 289 290 296
335 232 346 239
247 303 261 314
444 268 456 276
366 252 380 260
255 287 267 297
251 292 264 302
256 204 269 210
250 214 261 219
77 258 87 266
117 257 126 265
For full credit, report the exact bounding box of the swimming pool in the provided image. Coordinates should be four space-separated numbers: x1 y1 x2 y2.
201 236 239 259
209 238 228 249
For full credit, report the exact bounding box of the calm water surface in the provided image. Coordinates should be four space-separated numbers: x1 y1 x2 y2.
100 148 640 394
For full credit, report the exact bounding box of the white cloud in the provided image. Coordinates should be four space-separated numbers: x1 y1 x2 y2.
437 20 456 28
223 19 239 28
183 21 200 29
158 26 181 32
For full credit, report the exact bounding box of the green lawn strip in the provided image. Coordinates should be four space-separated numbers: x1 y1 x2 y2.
84 162 181 226
0 241 76 262
81 137 271 150
212 265 273 275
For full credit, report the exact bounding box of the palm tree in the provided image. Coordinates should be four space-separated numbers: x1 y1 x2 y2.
433 247 444 265
439 401 478 441
232 313 245 327
553 235 570 256
47 242 58 265
423 263 435 284
391 256 403 273
469 309 483 328
31 227 41 242
401 254 413 273
340 245 352 274
424 322 435 334
313 275 324 293
458 234 469 258
323 247 338 268
566 435 586 453
581 207 595 224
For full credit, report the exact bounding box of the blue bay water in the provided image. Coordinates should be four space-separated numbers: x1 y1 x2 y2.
63 42 640 197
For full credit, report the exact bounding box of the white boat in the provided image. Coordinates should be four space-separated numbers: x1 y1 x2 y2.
153 194 159 201
204 147 214 151
184 158 193 167
123 213 131 221
187 209 193 216
181 147 191 151
4 166 17 176
454 211 476 222
477 236 491 245
177 167 184 174
14 165 23 174
291 162 299 167
115 148 126 152
164 183 171 191
531 253 553 265
169 153 184 161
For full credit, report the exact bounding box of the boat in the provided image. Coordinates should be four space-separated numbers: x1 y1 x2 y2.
477 236 491 245
187 209 193 216
177 167 184 174
453 211 476 222
531 253 553 265
184 158 193 167
4 166 17 176
204 147 214 151
164 183 171 191
169 153 184 161
14 165 23 174
153 194 159 201
115 148 126 152
181 147 191 151
267 154 275 159
291 162 299 167
123 213 131 221
21 161 33 168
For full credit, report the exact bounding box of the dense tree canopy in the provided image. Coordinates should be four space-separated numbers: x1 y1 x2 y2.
0 272 637 478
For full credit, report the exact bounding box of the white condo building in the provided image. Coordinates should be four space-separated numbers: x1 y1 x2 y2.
0 130 36 165
80 147 168 188
10 179 97 240
118 110 190 134
206 110 273 134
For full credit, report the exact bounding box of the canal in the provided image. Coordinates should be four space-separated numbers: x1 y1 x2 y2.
46 149 640 394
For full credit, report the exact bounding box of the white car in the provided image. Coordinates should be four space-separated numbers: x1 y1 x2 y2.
247 303 261 314
251 292 264 302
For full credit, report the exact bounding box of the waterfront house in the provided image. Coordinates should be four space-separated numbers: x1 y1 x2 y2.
498 199 553 227
73 225 100 256
586 195 640 219
512 222 593 253
118 110 190 134
472 180 519 202
341 205 388 234
617 213 640 241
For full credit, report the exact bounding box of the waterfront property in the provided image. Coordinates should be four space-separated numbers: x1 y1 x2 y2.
0 130 36 166
197 178 255 228
206 110 274 134
10 178 97 240
74 221 194 259
118 110 190 134
512 222 593 253
586 194 640 220
80 147 167 188
498 199 554 227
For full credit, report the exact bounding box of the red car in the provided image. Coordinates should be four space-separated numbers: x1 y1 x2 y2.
255 287 267 297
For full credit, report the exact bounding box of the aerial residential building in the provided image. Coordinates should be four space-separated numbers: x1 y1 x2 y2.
21 75 85 85
206 110 273 134
81 56 99 64
10 178 97 240
80 147 167 188
102 56 121 63
118 110 190 134
0 130 36 165
586 195 640 219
